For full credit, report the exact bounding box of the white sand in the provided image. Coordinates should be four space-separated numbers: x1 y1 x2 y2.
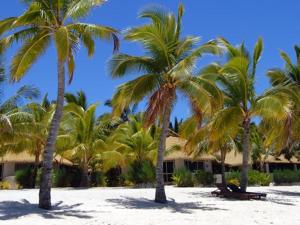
0 186 300 225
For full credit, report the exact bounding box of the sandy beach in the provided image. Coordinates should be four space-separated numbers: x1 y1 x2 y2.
0 186 299 225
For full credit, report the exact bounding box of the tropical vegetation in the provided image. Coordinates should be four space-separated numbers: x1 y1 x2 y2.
0 1 300 211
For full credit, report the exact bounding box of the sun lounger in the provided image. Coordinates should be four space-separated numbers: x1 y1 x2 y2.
211 183 267 200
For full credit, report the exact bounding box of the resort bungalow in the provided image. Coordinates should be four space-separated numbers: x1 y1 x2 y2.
0 152 73 181
163 137 300 182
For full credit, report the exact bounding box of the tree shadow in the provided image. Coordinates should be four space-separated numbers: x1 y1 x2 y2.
266 197 296 206
0 199 95 220
187 191 214 198
106 197 227 214
268 189 300 197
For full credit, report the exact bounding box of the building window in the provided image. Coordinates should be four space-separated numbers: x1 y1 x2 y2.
163 161 174 183
184 160 204 172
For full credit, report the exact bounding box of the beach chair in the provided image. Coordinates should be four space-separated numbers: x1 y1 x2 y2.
211 183 267 200
227 183 267 199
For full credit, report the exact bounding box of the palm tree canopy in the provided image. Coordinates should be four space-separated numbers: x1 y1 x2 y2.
65 90 88 110
109 4 223 125
199 38 293 141
0 0 119 83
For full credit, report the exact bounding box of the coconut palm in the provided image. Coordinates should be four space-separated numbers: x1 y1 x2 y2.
0 58 40 135
1 95 55 187
60 102 105 187
65 90 87 110
109 4 222 203
0 0 119 209
102 114 158 168
200 38 293 191
265 46 300 157
179 111 239 186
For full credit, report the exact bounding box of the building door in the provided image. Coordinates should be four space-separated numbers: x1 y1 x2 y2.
163 161 174 183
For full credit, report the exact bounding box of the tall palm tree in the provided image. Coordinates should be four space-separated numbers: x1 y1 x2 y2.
109 4 222 203
200 38 293 191
0 0 119 209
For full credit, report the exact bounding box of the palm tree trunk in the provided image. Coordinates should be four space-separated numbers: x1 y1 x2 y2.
80 153 89 187
155 95 173 203
31 146 41 188
220 148 226 187
39 60 65 209
240 117 250 192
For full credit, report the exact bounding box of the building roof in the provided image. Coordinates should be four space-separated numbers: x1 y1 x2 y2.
165 137 216 161
1 152 73 166
264 154 300 164
165 137 300 165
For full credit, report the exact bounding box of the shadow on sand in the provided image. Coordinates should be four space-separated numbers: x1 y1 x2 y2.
0 199 94 220
106 197 227 214
268 189 300 197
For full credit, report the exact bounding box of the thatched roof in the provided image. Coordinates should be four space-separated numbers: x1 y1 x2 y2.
164 137 216 161
165 137 300 165
264 154 300 164
1 152 73 166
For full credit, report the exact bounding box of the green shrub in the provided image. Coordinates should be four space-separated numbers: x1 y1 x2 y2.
172 168 194 187
127 160 156 185
225 170 271 186
52 168 71 187
273 169 300 184
225 170 240 184
105 167 124 187
91 171 106 187
248 170 271 186
0 181 11 189
193 170 214 186
15 167 32 188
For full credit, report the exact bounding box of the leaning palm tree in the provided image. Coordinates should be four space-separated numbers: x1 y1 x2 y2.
109 4 222 203
200 38 293 191
0 0 119 209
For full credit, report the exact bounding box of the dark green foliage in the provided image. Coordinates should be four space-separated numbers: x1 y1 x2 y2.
52 168 70 187
226 170 271 186
193 170 214 186
15 167 32 188
105 167 124 187
91 171 106 187
172 168 194 187
127 160 156 185
169 117 183 134
273 169 300 184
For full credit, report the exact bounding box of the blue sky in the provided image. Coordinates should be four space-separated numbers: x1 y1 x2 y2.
1 0 300 120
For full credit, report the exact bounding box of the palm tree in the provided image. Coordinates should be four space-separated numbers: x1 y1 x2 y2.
109 4 222 203
0 58 40 135
265 46 300 157
65 90 87 110
102 114 158 168
60 102 102 187
179 112 238 186
200 38 293 191
22 95 54 187
0 0 119 209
